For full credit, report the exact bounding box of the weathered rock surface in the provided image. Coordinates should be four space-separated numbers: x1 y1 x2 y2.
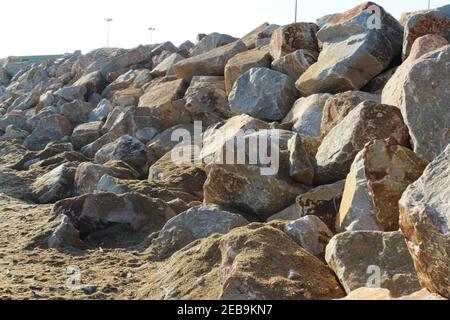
338 139 427 232
402 5 450 60
224 46 271 93
161 204 249 239
139 223 345 300
399 145 450 299
382 44 450 162
174 41 247 81
297 2 403 95
71 121 102 150
23 114 73 151
271 49 318 80
229 67 298 121
315 101 409 184
283 93 331 138
190 33 238 56
284 216 333 259
325 231 422 297
270 23 319 60
150 53 185 78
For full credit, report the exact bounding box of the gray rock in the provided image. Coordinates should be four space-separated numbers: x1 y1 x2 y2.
282 93 332 138
55 85 87 102
284 215 333 259
297 3 403 95
399 145 450 299
270 23 319 60
271 49 318 80
161 204 249 239
71 121 103 150
190 33 238 56
325 231 422 297
173 41 247 81
229 67 298 121
48 215 82 249
150 53 185 77
382 45 450 162
32 162 77 203
23 114 73 151
315 101 409 184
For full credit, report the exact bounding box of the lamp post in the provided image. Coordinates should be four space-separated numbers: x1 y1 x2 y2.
148 27 156 45
428 0 431 9
105 18 113 48
295 0 298 23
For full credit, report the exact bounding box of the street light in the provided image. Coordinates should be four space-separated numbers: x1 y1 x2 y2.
294 0 298 23
105 18 113 48
148 27 156 45
428 0 431 9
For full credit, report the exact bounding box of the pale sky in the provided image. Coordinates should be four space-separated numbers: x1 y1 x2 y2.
1 0 448 57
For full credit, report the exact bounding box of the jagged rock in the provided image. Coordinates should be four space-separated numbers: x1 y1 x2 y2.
179 40 194 52
112 87 143 107
288 133 314 185
297 3 403 95
58 99 94 125
295 180 345 232
224 46 272 93
183 76 234 126
1 125 29 140
341 288 446 300
88 99 112 122
284 216 333 259
139 223 345 300
204 164 308 221
240 23 269 49
23 114 73 151
325 231 421 297
271 49 318 80
31 162 77 203
74 161 139 195
255 24 280 48
48 214 83 249
52 192 175 239
174 41 247 81
138 78 190 131
382 43 450 162
147 124 195 160
55 85 87 102
0 110 29 131
283 94 331 138
161 204 249 239
338 139 427 232
94 135 153 176
315 101 409 184
362 67 397 94
269 23 319 60
71 121 103 150
229 67 298 121
72 71 104 96
0 67 10 86
402 5 450 60
399 145 450 299
320 91 380 137
150 53 185 77
11 142 74 170
190 33 238 56
149 147 206 199
9 91 40 111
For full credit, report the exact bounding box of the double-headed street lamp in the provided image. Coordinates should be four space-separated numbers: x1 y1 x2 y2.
105 18 113 48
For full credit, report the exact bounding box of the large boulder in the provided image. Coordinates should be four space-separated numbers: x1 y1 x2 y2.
138 78 190 131
204 164 308 221
31 162 77 203
94 135 153 176
382 44 450 162
271 49 318 81
399 145 450 299
296 2 403 95
74 161 139 195
224 46 272 93
183 76 234 126
229 67 298 121
52 192 175 241
173 41 247 81
402 5 450 60
325 231 421 297
139 223 345 300
150 53 185 78
320 90 380 137
282 93 331 138
190 33 238 56
283 216 333 259
315 101 409 184
71 121 103 150
338 139 428 232
269 23 319 60
161 204 249 239
23 114 73 151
